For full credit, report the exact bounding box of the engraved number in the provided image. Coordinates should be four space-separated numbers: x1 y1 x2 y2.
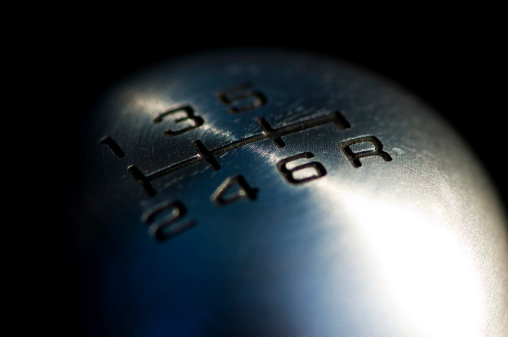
277 152 326 184
99 136 125 158
216 83 267 114
339 135 392 168
211 175 258 206
153 105 204 137
142 201 195 241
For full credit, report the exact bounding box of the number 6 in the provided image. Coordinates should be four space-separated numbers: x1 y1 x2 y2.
277 152 326 184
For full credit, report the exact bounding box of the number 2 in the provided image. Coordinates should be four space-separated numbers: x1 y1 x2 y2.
142 201 196 241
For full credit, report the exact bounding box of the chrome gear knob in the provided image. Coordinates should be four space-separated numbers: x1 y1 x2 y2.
65 49 508 336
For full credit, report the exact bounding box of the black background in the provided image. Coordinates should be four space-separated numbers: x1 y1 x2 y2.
60 17 507 205
49 12 507 334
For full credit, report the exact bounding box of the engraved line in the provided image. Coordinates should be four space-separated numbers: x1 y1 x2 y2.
144 155 201 181
141 111 350 182
256 117 285 147
209 111 350 157
192 140 221 170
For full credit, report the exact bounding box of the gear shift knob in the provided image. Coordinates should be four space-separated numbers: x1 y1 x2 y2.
65 49 508 336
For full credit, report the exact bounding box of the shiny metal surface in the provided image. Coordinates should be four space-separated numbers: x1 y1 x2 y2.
66 49 508 336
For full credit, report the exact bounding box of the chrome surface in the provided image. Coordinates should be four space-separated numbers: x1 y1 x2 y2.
66 49 508 336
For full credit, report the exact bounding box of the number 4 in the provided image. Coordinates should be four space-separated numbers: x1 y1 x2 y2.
211 175 258 206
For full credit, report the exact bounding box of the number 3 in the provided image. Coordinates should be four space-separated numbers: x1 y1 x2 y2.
153 105 204 137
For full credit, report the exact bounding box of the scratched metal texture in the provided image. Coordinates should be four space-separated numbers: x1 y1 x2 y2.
66 49 508 336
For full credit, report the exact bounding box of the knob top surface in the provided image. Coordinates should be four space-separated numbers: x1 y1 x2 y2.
67 49 508 336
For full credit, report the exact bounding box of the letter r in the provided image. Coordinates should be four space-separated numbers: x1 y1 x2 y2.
339 136 392 168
